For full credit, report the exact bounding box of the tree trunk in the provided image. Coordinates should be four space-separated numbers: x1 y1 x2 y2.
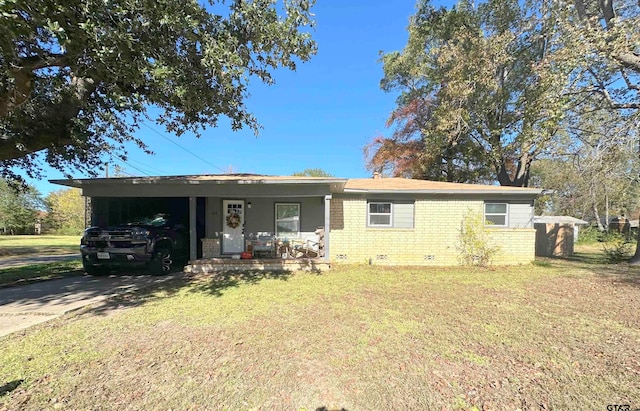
593 203 605 231
630 230 640 264
604 192 610 232
496 155 532 187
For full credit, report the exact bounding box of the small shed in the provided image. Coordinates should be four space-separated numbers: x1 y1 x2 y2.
534 216 589 257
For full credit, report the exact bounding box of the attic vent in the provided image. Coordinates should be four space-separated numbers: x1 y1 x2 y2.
335 254 348 260
376 255 388 260
424 255 435 261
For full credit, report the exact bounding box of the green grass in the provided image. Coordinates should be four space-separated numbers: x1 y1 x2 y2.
0 235 80 257
0 256 639 410
0 261 83 287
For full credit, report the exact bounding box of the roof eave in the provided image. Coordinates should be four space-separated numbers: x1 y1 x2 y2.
343 188 543 195
49 177 348 188
49 179 84 188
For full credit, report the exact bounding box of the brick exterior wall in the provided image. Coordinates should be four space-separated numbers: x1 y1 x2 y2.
201 238 221 258
329 196 535 266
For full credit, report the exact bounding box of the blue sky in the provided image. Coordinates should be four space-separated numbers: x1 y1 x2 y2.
29 1 454 195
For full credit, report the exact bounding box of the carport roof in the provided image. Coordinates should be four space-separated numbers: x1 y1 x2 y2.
50 173 347 188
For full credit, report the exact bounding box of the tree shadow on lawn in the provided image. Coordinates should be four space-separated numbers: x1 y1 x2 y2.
0 379 24 397
87 269 295 317
536 253 640 288
0 246 77 257
183 269 295 296
566 251 609 265
590 264 640 287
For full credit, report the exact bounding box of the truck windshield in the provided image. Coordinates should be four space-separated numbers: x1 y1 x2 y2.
129 214 169 227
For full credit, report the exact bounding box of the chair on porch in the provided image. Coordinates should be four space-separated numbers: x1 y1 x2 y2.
251 234 276 258
290 236 320 259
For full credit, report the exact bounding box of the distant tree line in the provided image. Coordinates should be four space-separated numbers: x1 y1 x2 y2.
0 180 84 235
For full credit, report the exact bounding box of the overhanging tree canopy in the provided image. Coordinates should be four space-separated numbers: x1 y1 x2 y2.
552 0 640 111
0 0 317 184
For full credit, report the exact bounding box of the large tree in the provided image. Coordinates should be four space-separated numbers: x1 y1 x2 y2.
0 0 316 184
369 0 567 186
365 97 493 183
45 187 85 234
372 0 640 261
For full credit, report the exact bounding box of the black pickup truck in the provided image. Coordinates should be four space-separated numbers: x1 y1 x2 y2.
80 214 187 275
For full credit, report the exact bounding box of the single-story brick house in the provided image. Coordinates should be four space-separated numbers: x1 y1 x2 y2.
51 174 541 267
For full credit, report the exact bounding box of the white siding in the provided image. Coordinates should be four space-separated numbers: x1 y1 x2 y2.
393 202 415 228
509 201 534 228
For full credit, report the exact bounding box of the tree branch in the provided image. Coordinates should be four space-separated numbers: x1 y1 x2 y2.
0 69 32 118
598 0 615 28
614 52 640 74
587 67 640 109
609 102 640 109
573 0 588 20
1 53 70 118
17 53 68 71
0 76 97 162
620 70 640 90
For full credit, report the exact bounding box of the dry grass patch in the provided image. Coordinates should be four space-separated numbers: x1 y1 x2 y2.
1 259 639 410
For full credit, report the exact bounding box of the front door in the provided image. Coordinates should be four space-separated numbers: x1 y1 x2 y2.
222 200 244 254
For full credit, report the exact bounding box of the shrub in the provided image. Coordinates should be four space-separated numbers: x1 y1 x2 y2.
602 233 634 263
576 225 601 244
51 226 84 236
457 210 500 267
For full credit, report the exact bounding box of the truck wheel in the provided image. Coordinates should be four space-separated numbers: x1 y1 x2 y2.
83 262 107 276
149 247 172 276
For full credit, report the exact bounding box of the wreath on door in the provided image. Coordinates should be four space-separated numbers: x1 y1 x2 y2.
226 212 241 228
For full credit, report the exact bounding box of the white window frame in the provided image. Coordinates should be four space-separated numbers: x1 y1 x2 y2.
368 202 393 227
275 203 300 238
484 202 508 227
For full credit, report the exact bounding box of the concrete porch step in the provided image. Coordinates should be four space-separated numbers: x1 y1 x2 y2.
184 257 330 273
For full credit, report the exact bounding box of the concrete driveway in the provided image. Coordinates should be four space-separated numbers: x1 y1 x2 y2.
0 273 180 337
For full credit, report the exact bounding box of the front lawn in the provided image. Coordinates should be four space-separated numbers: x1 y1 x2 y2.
1 257 638 410
0 235 80 257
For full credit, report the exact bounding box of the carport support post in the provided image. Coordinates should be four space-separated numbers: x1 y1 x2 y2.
189 197 197 261
324 194 331 261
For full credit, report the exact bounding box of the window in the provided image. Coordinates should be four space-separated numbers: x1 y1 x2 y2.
484 203 508 226
275 203 300 237
367 201 414 228
368 202 392 227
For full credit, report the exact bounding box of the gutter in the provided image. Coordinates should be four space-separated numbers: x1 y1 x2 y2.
342 189 543 195
49 178 349 189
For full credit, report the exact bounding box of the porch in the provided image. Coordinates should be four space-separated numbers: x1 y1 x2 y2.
200 195 331 262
